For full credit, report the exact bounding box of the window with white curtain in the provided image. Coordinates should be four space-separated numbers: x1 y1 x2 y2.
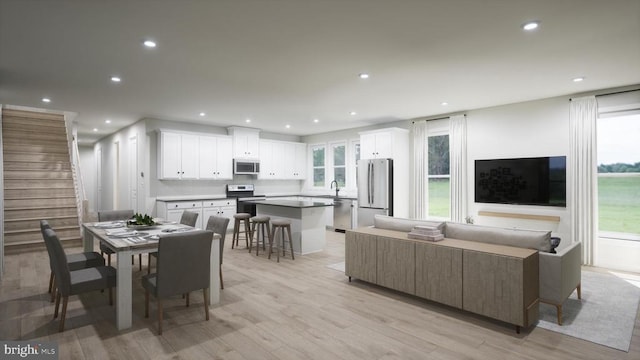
427 132 450 219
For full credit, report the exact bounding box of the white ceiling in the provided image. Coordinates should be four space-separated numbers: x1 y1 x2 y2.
1 0 639 145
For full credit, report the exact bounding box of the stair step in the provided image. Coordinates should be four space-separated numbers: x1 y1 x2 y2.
2 120 67 134
3 152 71 163
3 143 70 155
2 126 67 138
4 217 80 231
1 108 66 122
3 237 82 255
4 207 79 220
4 188 76 198
4 170 73 180
4 197 77 208
4 179 75 189
2 161 71 172
4 227 81 243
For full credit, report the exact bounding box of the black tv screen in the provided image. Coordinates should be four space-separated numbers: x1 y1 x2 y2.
475 156 566 207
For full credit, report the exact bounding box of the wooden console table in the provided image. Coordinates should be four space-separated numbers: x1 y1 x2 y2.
346 227 539 332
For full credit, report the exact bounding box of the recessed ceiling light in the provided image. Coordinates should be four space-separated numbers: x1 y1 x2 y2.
110 76 121 83
359 73 370 79
441 102 449 106
573 77 585 82
285 124 291 129
245 118 251 123
199 112 206 117
350 111 357 116
93 128 98 132
313 118 319 123
105 119 111 124
42 97 51 103
522 21 539 31
143 40 157 48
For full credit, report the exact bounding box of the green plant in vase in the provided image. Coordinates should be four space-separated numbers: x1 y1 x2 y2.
128 213 156 227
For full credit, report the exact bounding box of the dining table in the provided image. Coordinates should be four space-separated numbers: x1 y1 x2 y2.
82 220 220 331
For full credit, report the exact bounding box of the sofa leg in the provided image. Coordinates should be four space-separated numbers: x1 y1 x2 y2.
577 283 582 299
348 276 351 282
556 304 563 325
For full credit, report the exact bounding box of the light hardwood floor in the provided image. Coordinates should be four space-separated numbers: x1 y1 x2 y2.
1 231 638 359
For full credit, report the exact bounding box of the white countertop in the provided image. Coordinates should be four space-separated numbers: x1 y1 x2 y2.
156 194 228 201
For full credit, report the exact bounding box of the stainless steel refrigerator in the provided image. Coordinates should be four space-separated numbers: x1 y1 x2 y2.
357 158 393 227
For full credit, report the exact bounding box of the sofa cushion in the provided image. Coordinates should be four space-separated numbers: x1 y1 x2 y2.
374 214 445 233
444 222 552 252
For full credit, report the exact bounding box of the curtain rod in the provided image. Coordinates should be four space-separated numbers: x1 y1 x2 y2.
411 114 465 124
569 88 640 101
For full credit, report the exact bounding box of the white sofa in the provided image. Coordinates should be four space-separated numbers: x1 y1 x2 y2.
372 215 582 325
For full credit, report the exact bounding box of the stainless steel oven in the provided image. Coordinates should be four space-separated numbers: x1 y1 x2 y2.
226 184 265 216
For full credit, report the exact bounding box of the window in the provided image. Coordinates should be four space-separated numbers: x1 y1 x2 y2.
597 113 640 239
332 143 346 187
428 134 450 218
312 145 325 187
349 140 360 191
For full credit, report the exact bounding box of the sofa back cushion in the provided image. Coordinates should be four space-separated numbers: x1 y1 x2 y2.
444 222 552 252
374 214 445 233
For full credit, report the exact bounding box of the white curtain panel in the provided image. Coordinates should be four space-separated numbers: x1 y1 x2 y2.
569 96 598 265
410 121 428 219
449 115 467 223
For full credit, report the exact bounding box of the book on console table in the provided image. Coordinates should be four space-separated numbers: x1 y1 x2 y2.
408 233 444 241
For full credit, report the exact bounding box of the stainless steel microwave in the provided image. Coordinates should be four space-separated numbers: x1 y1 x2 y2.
233 159 260 175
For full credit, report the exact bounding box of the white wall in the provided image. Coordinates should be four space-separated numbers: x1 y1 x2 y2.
465 96 572 249
78 145 96 214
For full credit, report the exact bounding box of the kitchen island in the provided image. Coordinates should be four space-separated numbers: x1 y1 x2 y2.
247 199 334 255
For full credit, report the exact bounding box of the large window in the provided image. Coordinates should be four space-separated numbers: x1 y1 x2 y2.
428 134 450 218
312 145 325 187
597 113 640 238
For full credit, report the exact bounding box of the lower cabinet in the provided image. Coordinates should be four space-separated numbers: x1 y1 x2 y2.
377 236 415 294
157 199 236 231
202 199 236 231
345 231 377 284
415 242 463 308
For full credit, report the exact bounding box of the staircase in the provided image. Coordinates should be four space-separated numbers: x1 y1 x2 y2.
2 108 82 253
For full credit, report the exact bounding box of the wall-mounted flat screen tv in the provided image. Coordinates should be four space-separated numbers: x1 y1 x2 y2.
475 156 566 207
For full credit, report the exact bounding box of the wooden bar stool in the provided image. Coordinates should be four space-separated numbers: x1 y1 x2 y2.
231 213 252 249
249 216 270 256
269 219 294 262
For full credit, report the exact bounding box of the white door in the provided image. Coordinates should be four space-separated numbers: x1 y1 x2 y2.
113 141 120 209
96 147 103 211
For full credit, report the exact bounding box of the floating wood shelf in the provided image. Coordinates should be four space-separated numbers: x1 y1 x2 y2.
478 211 561 223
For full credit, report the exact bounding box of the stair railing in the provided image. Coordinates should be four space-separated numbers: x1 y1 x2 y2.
64 118 87 225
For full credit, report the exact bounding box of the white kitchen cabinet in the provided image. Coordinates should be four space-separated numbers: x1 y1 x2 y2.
228 126 260 159
259 140 286 179
360 131 394 159
161 200 204 229
202 199 236 230
260 140 306 180
199 135 233 180
158 131 200 179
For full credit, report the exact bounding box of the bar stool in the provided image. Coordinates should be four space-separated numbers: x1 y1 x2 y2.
269 219 294 262
232 213 252 249
249 216 270 256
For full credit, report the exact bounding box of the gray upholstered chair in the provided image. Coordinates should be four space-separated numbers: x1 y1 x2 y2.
205 216 230 289
43 228 117 332
147 210 200 273
141 230 213 335
40 220 105 303
97 210 139 269
539 242 583 325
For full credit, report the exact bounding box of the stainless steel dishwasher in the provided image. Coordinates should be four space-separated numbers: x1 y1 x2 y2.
333 198 354 232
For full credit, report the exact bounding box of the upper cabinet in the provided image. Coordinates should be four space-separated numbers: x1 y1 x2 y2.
198 135 233 180
228 126 260 159
157 130 233 180
359 128 408 159
158 131 199 179
259 140 307 180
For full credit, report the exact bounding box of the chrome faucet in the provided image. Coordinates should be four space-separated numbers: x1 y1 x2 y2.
330 180 340 197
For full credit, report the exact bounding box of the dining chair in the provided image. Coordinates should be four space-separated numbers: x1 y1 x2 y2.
43 227 117 332
40 220 105 303
142 230 213 335
97 210 139 269
147 210 200 274
205 216 230 289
